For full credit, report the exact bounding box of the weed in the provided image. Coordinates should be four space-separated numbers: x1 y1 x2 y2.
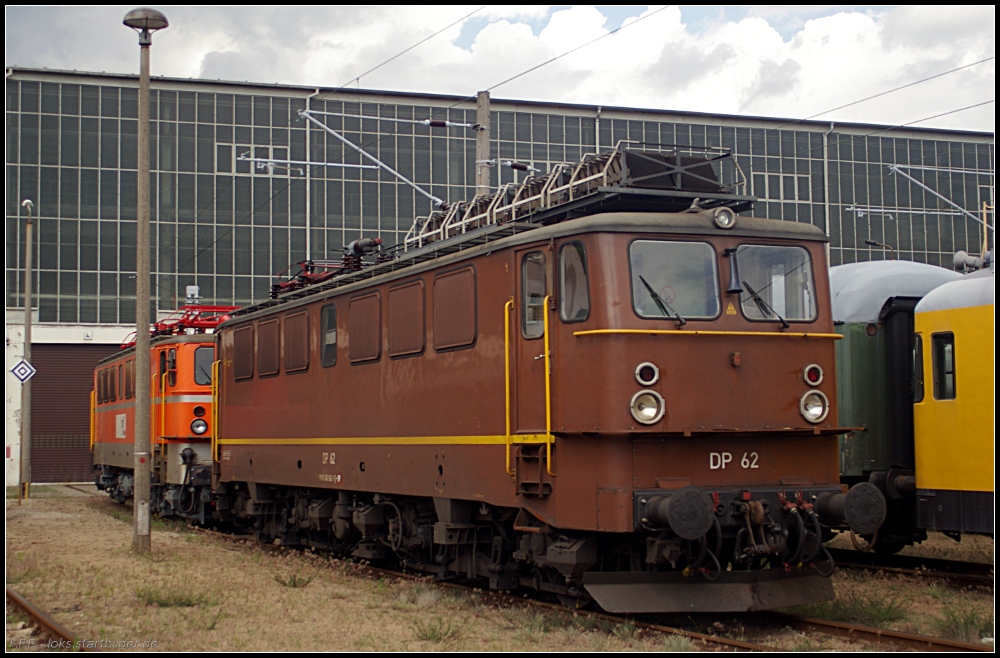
274 571 313 588
787 586 909 628
661 634 696 652
6 554 38 586
136 586 208 608
927 583 949 601
611 619 640 642
572 615 599 632
502 608 565 633
410 616 462 643
933 605 994 643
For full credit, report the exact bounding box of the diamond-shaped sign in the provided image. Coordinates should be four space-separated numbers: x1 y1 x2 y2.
11 359 36 383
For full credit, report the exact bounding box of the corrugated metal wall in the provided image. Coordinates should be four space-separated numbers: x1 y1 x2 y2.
30 344 120 483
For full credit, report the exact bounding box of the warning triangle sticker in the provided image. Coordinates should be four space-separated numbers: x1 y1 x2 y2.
726 303 737 315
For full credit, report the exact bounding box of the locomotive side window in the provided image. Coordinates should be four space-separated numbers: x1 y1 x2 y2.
233 325 255 380
109 365 117 402
118 364 123 401
97 369 105 404
321 304 337 367
559 243 590 323
630 241 720 319
349 293 382 363
912 334 924 403
736 245 816 322
931 332 956 400
389 281 425 358
258 319 280 376
522 252 547 339
125 359 134 399
433 267 477 351
167 349 177 386
194 347 214 385
284 311 310 373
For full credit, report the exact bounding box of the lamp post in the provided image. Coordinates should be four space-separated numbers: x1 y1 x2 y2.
19 199 34 504
123 7 168 554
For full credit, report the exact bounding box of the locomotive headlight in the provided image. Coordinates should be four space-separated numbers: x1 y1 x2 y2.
191 418 208 435
803 364 824 386
713 207 737 229
635 362 660 386
799 390 829 424
630 390 666 425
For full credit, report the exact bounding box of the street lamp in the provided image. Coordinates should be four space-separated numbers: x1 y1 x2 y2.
19 199 34 505
123 6 168 555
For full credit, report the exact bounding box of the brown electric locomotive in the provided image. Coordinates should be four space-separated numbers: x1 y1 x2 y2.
207 144 885 613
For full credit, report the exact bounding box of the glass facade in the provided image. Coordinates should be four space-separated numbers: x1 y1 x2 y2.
6 69 994 325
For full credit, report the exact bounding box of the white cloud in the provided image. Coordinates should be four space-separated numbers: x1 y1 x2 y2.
5 5 994 132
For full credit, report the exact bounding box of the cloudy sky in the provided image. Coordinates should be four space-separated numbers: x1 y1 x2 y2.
5 5 996 132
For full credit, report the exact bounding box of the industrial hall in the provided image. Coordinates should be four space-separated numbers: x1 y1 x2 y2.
4 66 995 484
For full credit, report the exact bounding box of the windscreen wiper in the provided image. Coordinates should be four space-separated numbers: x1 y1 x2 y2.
742 280 789 329
639 275 686 327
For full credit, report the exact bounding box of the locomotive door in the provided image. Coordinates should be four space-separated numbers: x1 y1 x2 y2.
513 248 551 434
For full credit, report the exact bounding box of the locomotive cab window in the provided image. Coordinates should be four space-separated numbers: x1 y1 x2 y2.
630 240 720 319
522 252 547 339
931 332 956 400
736 244 816 322
194 347 214 385
559 242 590 323
321 304 337 367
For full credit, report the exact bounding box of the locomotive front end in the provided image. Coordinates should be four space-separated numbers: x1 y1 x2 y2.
537 211 886 611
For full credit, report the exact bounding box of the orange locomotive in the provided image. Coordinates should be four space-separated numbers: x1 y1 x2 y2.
92 303 236 523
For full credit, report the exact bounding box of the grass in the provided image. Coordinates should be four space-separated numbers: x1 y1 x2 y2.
6 552 38 586
274 571 313 588
788 585 910 628
661 634 696 652
932 605 994 643
410 616 462 643
136 585 209 608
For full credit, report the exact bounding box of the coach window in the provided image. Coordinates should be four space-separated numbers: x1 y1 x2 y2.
321 304 337 367
559 242 590 323
233 325 255 380
931 332 956 400
522 252 546 339
194 347 214 385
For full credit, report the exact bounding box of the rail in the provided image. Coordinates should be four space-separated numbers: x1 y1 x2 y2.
6 586 80 650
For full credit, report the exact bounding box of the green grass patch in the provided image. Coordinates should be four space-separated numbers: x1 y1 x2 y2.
410 616 462 643
786 586 910 628
933 605 994 643
274 571 313 588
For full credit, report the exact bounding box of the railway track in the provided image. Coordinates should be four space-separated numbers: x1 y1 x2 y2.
830 548 994 589
6 586 79 651
189 527 990 652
